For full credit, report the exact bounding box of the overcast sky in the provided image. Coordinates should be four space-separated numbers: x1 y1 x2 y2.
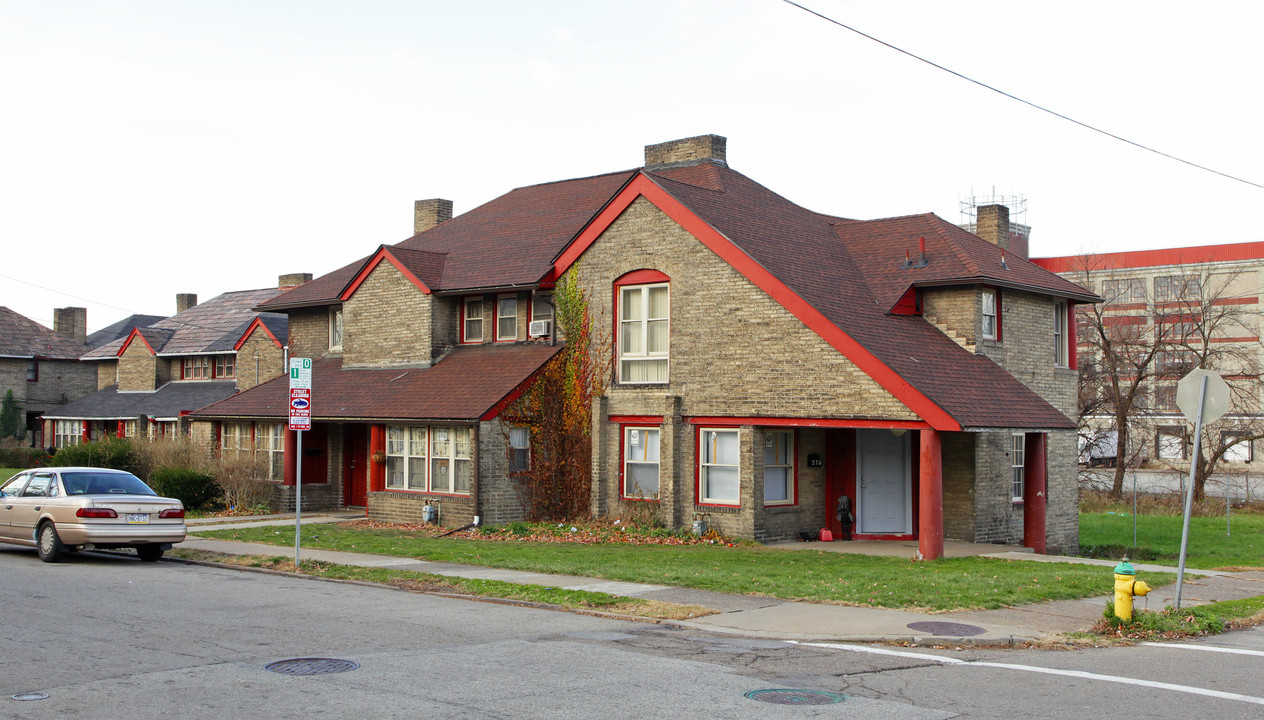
4 0 1262 334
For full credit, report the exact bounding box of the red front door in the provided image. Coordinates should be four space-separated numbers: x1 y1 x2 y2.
344 425 368 507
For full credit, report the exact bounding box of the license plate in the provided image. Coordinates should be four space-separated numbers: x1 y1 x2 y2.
126 513 149 524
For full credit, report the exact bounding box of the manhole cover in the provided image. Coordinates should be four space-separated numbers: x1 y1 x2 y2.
265 658 360 676
906 621 986 636
744 689 846 705
11 692 49 701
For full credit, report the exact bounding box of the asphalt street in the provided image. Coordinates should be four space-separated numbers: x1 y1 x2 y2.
2 546 1262 719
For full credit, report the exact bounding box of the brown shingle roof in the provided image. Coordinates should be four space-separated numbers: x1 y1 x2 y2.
0 307 85 359
190 343 562 422
83 288 287 359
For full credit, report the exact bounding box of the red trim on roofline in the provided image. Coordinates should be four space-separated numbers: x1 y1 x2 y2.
554 174 963 432
341 247 434 301
118 328 156 357
233 317 282 351
1033 242 1264 272
684 417 931 429
478 353 558 422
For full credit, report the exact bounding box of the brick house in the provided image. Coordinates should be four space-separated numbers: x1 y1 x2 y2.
43 281 296 449
192 135 1094 556
0 307 97 446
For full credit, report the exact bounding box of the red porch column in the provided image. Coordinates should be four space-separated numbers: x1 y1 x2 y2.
81 421 90 444
368 424 385 492
918 428 944 561
282 428 297 486
117 420 126 437
1023 433 1048 553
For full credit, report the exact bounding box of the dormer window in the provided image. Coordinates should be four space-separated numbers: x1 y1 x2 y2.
462 297 484 343
982 288 999 340
496 295 517 341
182 355 235 380
329 307 344 351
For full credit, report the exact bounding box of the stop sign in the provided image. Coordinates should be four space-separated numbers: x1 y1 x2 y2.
1176 368 1231 424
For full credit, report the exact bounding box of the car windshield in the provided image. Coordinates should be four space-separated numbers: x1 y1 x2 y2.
61 472 157 496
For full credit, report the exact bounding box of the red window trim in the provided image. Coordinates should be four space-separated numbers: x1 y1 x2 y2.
763 428 799 508
619 423 663 502
695 425 741 509
494 293 518 343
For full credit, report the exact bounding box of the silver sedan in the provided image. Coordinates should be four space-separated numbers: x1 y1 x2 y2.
0 467 187 562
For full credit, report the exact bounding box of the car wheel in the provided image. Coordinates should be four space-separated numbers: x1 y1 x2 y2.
136 545 164 563
37 523 65 563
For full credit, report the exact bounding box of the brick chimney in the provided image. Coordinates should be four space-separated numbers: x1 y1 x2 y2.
278 273 312 289
54 307 87 344
974 204 1010 253
644 134 727 170
176 293 198 314
414 199 453 235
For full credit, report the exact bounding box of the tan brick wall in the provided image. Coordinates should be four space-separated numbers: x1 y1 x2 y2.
287 308 330 359
96 360 117 390
343 262 433 368
581 197 917 421
922 287 980 348
117 342 158 391
235 329 285 391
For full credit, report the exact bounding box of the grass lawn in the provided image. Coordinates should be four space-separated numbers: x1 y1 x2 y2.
194 522 1153 612
1 467 26 481
1080 512 1264 570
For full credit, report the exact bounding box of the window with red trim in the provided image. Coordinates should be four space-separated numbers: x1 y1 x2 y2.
616 272 669 384
763 429 795 505
699 428 740 505
622 426 659 499
496 295 517 342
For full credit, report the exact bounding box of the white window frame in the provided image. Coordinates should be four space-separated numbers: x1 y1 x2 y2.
618 283 670 384
700 428 740 506
429 426 472 494
496 295 517 342
183 356 211 380
463 297 483 343
531 293 553 323
383 425 472 495
1223 433 1253 463
981 288 998 340
54 420 81 448
221 422 249 458
1053 302 1068 367
329 307 344 351
1011 433 1025 501
763 430 794 506
259 423 286 480
214 355 236 379
622 427 660 499
1157 427 1186 460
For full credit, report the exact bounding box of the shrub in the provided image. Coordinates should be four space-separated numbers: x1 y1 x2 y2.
213 453 275 512
0 438 50 469
51 437 138 473
148 466 219 509
131 437 210 482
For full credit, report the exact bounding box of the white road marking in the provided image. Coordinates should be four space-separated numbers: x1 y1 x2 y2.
1142 642 1264 657
790 641 1264 706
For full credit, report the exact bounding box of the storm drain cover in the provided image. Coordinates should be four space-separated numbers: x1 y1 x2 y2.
11 693 49 702
906 621 986 637
744 689 846 705
265 658 360 676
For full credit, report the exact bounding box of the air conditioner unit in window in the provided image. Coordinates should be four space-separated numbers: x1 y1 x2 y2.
529 320 552 337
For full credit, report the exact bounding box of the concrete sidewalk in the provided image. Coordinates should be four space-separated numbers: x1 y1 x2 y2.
183 514 1264 645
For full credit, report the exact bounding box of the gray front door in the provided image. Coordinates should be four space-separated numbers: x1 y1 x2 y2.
857 430 910 534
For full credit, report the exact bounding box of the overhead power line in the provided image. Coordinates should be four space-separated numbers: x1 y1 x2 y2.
781 0 1264 191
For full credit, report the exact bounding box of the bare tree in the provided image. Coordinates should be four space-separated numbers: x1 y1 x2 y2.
1151 268 1264 501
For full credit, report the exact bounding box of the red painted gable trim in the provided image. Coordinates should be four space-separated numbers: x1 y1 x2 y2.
1033 242 1264 272
118 328 156 357
233 317 282 351
684 416 931 429
341 247 434 301
554 174 963 432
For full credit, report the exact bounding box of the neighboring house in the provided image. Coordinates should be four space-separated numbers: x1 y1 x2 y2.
1033 243 1264 469
0 307 97 446
43 279 300 448
191 135 1095 556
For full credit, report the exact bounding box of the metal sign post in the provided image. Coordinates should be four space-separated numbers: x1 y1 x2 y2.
289 358 313 569
1173 368 1230 610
